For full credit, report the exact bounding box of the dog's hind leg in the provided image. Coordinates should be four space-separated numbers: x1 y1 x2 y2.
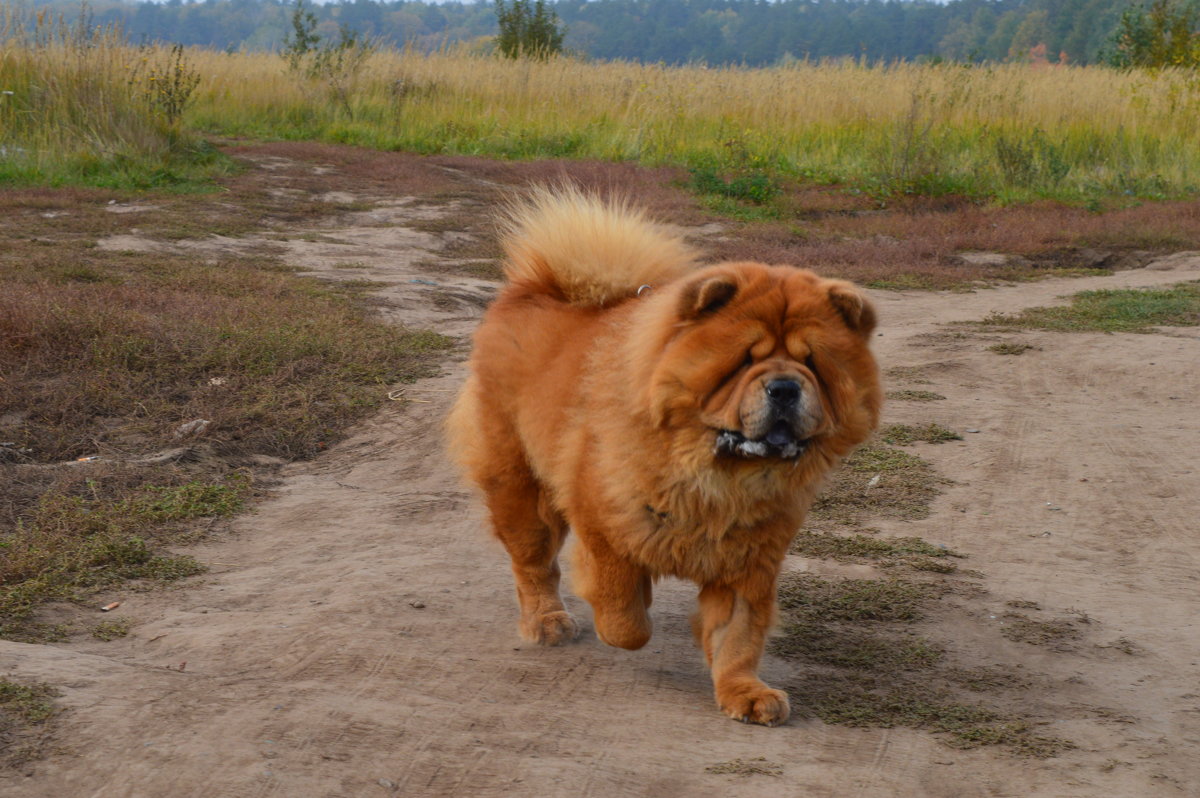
570 529 653 650
482 470 579 646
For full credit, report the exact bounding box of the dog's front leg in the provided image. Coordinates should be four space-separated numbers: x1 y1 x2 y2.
695 577 789 726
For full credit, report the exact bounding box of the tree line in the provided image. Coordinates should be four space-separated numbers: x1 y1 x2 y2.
21 0 1191 66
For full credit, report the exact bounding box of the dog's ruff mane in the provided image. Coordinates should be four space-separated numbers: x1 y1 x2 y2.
498 185 697 307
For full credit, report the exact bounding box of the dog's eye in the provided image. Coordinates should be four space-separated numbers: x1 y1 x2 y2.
805 354 818 375
743 351 754 368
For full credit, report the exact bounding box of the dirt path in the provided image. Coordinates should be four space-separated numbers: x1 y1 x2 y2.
3 165 1199 796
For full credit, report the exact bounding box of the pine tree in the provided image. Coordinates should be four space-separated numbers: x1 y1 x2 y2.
1106 0 1200 67
495 0 565 60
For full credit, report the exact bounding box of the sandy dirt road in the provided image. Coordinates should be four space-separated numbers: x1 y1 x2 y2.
2 163 1199 797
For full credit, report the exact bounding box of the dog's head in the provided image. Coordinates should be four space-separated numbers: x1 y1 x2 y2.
637 264 881 467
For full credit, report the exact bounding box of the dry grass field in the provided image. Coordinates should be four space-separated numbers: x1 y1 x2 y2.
5 10 1200 203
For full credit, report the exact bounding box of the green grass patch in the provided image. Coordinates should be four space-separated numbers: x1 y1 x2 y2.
976 282 1200 334
0 677 59 768
689 164 781 206
778 573 939 623
0 142 235 193
773 573 1075 757
0 471 243 639
988 342 1037 355
864 275 943 291
790 673 1075 758
885 390 946 402
884 366 934 385
91 617 132 641
811 441 944 526
705 757 783 777
792 531 962 573
0 679 58 725
882 423 963 446
773 619 944 671
999 613 1081 647
134 480 248 521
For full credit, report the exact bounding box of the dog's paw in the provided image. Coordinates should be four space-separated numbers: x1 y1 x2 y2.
718 683 790 727
521 610 580 646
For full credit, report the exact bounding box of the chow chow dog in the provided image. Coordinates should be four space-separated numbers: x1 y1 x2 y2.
447 186 880 725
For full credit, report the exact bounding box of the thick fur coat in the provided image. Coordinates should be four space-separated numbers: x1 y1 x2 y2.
448 187 881 725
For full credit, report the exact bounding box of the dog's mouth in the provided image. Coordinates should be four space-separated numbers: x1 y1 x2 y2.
714 420 810 460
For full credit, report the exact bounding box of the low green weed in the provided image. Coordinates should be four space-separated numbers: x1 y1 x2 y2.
977 282 1200 333
885 390 946 402
0 678 59 768
882 423 963 445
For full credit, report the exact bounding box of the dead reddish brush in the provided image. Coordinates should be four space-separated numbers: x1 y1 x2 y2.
1 252 447 463
707 198 1200 289
436 156 710 222
706 230 964 290
820 200 1200 255
0 186 121 210
772 184 879 218
224 142 709 222
217 143 1200 293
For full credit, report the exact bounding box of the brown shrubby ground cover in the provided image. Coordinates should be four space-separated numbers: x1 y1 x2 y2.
0 159 452 641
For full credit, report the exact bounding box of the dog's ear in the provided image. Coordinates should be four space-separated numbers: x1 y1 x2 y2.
825 280 877 337
679 273 738 319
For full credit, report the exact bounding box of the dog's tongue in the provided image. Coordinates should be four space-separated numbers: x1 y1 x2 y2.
765 421 795 447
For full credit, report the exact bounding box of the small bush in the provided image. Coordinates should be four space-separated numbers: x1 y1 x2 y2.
128 43 201 129
992 128 1070 189
690 166 779 204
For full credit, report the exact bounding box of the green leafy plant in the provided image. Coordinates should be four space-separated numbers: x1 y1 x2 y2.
128 43 201 129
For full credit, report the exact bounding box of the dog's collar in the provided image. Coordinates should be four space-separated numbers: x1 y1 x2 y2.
637 284 652 297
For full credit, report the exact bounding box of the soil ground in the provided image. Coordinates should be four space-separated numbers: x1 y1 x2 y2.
2 149 1199 797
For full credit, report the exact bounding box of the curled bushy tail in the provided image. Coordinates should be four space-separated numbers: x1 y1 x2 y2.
498 185 697 307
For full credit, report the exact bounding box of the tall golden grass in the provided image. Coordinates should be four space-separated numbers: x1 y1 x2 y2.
4 9 1200 201
186 47 1200 201
0 8 214 186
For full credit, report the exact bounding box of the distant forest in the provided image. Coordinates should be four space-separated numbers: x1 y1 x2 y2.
27 0 1142 65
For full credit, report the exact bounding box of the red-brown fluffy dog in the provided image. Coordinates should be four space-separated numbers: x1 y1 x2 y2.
447 187 881 725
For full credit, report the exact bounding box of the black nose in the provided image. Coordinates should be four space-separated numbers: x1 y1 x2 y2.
766 379 801 406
